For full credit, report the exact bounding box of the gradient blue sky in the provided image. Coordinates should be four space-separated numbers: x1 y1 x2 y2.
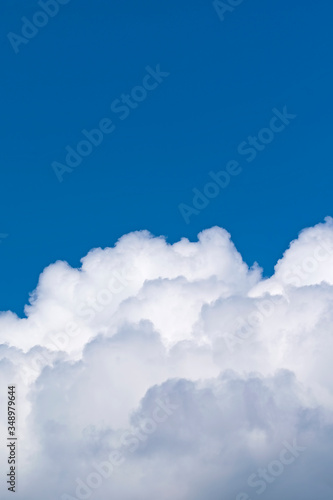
0 0 332 316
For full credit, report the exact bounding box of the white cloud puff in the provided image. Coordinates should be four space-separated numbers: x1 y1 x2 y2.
0 220 333 499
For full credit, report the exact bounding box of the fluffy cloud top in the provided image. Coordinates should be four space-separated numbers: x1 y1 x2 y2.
1 219 333 499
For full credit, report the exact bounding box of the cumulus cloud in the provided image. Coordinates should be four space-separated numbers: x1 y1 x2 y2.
1 220 333 499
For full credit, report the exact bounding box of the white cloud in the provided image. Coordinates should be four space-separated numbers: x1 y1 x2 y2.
0 221 333 499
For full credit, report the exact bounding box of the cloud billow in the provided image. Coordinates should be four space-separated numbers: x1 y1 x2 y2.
1 219 333 499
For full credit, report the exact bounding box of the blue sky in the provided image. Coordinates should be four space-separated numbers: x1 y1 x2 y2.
0 0 332 316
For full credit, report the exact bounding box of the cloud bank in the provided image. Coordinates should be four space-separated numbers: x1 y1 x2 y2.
1 219 333 499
